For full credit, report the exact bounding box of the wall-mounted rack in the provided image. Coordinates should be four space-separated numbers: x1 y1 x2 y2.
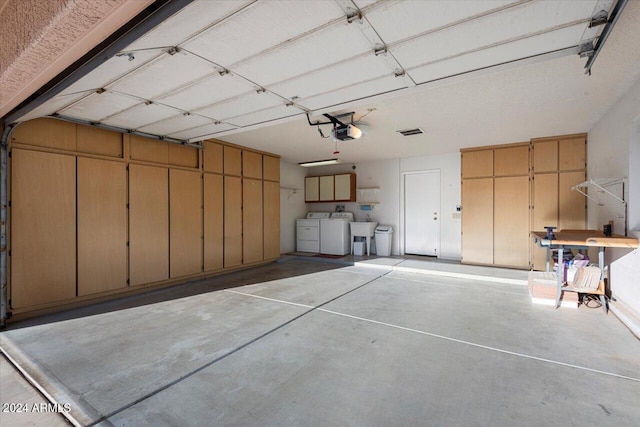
572 177 627 235
280 186 301 199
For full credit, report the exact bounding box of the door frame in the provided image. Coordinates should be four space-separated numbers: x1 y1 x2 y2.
400 169 441 257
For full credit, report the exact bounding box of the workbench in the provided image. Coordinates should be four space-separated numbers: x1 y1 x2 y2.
531 230 639 312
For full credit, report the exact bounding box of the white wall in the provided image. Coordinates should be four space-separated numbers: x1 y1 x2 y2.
301 153 461 259
279 160 308 254
587 76 640 316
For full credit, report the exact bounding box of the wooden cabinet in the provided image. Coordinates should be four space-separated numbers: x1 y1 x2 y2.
224 146 242 176
319 176 334 201
243 151 262 179
461 178 494 265
494 176 530 267
77 158 127 296
11 149 76 308
263 156 280 182
305 176 319 202
224 176 243 267
203 141 223 173
204 174 223 271
305 173 356 202
129 164 169 286
243 178 263 264
335 173 356 201
531 134 587 270
462 149 493 178
263 181 280 260
461 143 530 268
170 169 203 278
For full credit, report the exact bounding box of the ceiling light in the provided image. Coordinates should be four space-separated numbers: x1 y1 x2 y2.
299 159 340 167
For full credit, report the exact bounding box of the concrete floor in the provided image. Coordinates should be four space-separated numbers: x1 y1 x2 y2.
1 258 638 426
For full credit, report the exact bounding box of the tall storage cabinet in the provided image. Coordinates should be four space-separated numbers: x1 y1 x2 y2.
461 143 530 269
531 135 587 270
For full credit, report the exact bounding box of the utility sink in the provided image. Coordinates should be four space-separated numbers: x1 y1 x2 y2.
350 221 378 237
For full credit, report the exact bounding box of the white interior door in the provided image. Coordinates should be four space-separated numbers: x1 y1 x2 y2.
405 171 440 256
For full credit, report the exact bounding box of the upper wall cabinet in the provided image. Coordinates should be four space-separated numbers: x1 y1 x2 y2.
263 155 280 182
243 151 263 179
494 145 529 176
224 146 242 176
203 141 223 173
462 149 493 178
305 173 356 203
532 140 558 173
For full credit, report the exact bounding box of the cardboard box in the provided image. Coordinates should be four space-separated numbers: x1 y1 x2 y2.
528 271 579 308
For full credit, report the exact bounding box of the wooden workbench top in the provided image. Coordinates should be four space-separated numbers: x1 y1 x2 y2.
531 230 639 248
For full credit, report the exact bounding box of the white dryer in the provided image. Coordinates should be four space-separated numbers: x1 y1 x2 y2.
320 212 354 255
296 212 331 253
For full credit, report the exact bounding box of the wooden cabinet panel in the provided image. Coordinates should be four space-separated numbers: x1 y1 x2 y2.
533 140 558 173
532 173 558 270
243 151 262 179
203 141 223 173
319 175 334 201
11 149 76 308
494 176 530 267
224 176 243 267
77 125 123 157
305 176 319 202
461 178 493 265
335 173 355 201
494 146 529 176
264 181 280 260
204 174 224 271
224 146 242 176
559 171 586 230
263 155 280 182
168 144 198 168
170 169 203 278
243 178 263 264
558 137 586 171
462 150 493 178
129 164 169 286
130 135 169 164
11 118 76 151
77 158 127 296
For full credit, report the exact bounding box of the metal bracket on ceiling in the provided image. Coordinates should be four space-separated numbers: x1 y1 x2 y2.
589 10 609 28
346 8 362 24
584 0 628 75
578 41 595 58
167 47 180 55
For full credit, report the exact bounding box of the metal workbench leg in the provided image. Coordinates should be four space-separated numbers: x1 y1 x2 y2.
599 295 608 314
546 247 551 272
598 246 607 314
555 247 564 309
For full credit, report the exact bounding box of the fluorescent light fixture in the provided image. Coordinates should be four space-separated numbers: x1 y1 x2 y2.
298 159 340 167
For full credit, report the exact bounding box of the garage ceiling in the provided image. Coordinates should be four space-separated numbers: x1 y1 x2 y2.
12 0 640 163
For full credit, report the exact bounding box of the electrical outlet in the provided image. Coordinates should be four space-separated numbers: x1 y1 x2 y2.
452 212 461 219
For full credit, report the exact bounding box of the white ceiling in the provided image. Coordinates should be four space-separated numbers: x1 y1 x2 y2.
16 0 640 164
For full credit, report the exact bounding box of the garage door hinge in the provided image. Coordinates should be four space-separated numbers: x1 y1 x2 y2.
126 241 129 247
126 203 129 209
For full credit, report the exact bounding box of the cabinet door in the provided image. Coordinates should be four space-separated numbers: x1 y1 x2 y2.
243 151 262 179
494 176 530 267
305 176 319 202
204 174 224 271
130 135 169 164
170 169 203 278
243 178 263 264
558 137 586 171
533 140 558 173
462 150 493 178
78 158 127 296
263 155 280 182
129 164 169 286
11 149 76 308
461 178 493 265
224 146 242 176
335 174 354 201
532 173 558 270
203 141 223 173
224 176 243 267
494 146 529 177
264 181 280 259
559 171 586 230
319 175 334 201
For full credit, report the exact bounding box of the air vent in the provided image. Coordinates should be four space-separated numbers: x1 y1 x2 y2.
397 128 424 136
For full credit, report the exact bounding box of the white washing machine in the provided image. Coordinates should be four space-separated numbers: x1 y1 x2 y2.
320 212 354 255
296 212 331 253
